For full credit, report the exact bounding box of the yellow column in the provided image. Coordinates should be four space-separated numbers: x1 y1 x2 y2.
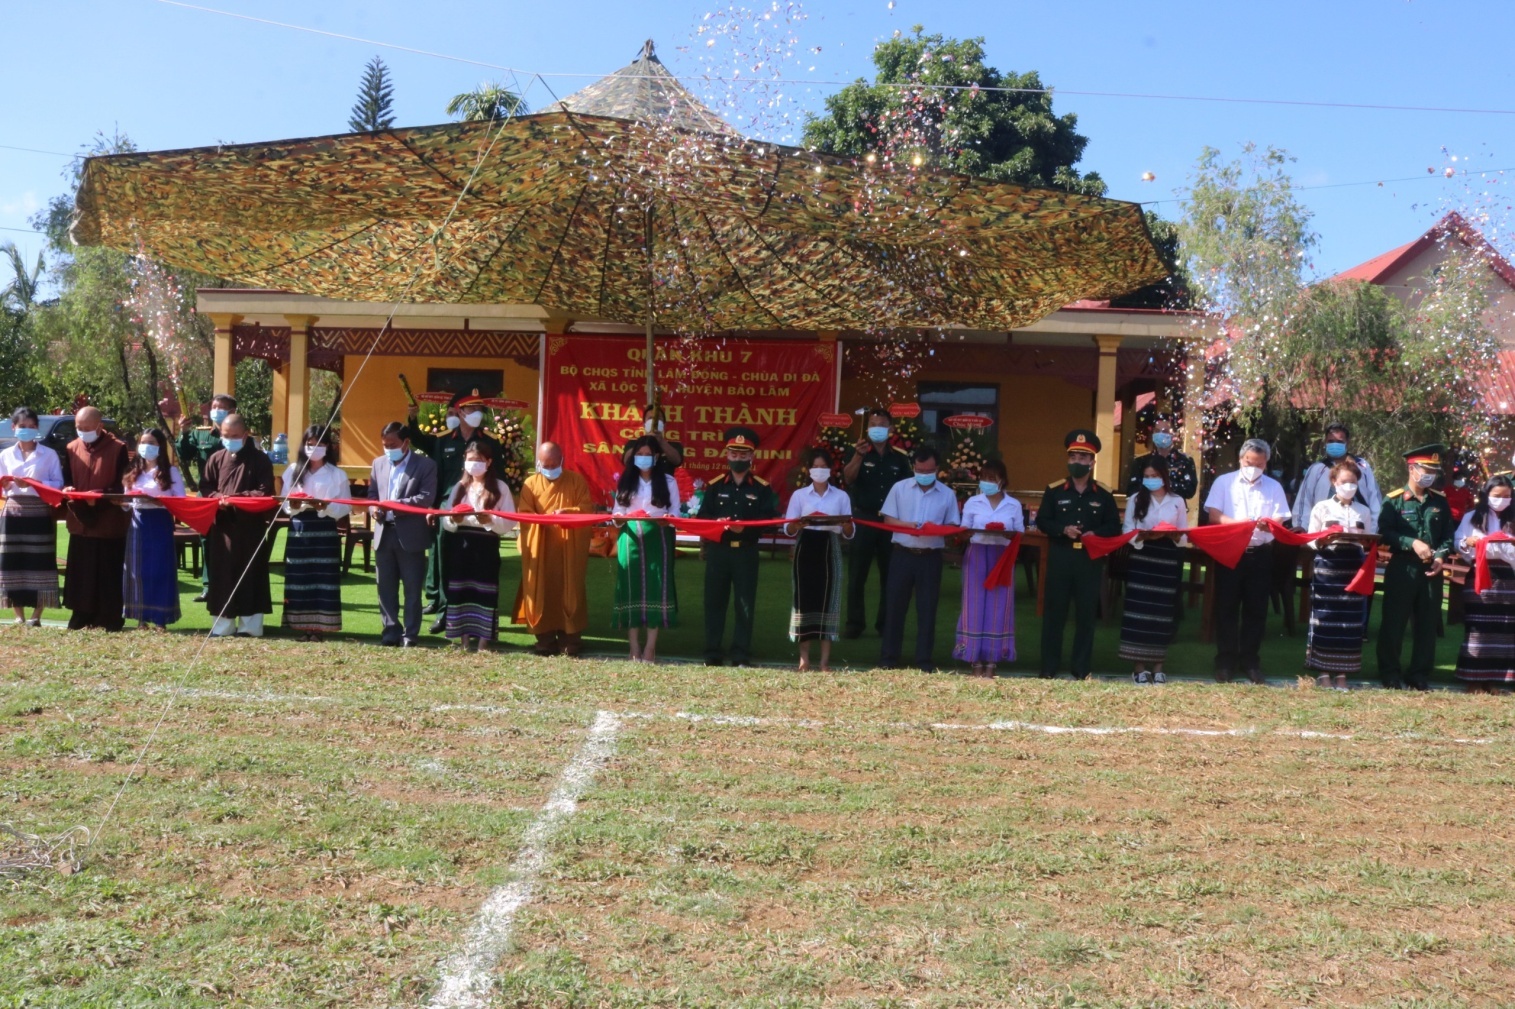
271 364 288 441
1093 334 1122 487
284 315 316 438
1182 337 1208 525
207 313 241 397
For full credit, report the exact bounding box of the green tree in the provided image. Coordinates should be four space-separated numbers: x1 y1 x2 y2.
0 243 47 412
801 27 1104 195
445 81 529 121
348 56 396 133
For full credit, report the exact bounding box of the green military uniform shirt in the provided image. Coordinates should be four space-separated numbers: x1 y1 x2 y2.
843 443 913 517
697 473 780 547
1378 487 1454 561
411 427 504 506
1035 478 1122 545
177 425 223 487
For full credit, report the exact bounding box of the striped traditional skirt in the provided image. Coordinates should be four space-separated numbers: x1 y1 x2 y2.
123 507 180 626
612 521 678 629
1117 538 1183 663
790 529 842 642
282 512 343 634
1457 563 1515 684
0 496 59 610
446 526 503 641
1306 545 1368 674
953 541 1016 663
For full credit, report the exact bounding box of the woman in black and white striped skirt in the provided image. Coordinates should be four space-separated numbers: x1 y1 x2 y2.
1119 456 1188 683
1304 459 1376 689
1454 476 1515 690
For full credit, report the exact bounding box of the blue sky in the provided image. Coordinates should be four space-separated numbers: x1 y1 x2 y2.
3 0 1512 285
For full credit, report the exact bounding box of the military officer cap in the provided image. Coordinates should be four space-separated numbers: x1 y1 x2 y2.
449 388 487 410
1403 444 1445 470
724 427 760 451
1064 429 1101 455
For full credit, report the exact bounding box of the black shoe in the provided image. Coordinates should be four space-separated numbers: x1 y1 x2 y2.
380 638 401 648
1246 670 1266 685
401 637 420 648
731 656 751 668
429 617 446 635
1214 670 1235 683
704 656 725 667
422 601 444 615
192 592 209 603
1038 672 1057 679
843 626 864 639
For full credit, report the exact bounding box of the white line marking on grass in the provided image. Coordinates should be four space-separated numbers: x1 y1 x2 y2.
426 709 622 1009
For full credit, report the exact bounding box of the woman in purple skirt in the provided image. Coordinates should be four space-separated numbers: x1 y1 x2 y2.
953 460 1024 676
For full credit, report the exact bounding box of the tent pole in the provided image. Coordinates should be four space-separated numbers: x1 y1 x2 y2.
644 206 656 409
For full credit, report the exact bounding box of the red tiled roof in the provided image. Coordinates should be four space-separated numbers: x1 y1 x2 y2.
1330 211 1515 289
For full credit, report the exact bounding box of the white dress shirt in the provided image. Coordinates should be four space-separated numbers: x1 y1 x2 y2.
880 477 961 549
1306 495 1376 537
0 443 64 498
1123 491 1188 549
613 474 680 518
283 462 352 519
1204 470 1291 546
785 482 854 536
126 466 186 509
1456 510 1515 565
1294 456 1382 524
959 492 1025 545
442 479 518 536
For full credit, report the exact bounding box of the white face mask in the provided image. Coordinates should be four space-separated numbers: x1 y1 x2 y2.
809 467 831 484
1335 482 1357 500
1239 465 1262 482
1491 496 1513 513
78 428 100 444
463 460 488 477
445 415 461 431
305 445 326 461
463 411 485 429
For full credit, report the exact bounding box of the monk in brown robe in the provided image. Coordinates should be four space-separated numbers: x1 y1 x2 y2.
200 413 275 637
61 406 131 630
513 442 596 655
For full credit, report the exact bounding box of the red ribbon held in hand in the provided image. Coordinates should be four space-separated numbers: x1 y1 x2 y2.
1473 532 1515 594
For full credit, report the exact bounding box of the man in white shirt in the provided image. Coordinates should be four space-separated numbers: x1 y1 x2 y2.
878 445 961 671
1204 438 1292 683
1293 422 1382 525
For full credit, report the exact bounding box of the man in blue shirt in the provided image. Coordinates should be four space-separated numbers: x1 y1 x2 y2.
878 445 960 672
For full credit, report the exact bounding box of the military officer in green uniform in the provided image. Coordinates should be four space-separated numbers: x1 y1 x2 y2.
697 427 780 666
1377 444 1455 690
1035 429 1121 679
840 408 913 637
176 392 236 601
408 391 504 632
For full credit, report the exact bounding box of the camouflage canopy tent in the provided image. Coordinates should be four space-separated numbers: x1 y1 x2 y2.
71 43 1168 401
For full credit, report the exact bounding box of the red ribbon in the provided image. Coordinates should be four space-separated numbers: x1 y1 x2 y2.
1261 518 1380 597
852 518 967 537
982 533 1023 589
1474 532 1515 594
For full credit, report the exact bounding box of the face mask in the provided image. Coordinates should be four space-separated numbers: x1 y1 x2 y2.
14 427 38 443
809 467 831 484
867 426 890 443
305 445 326 461
1455 478 1467 488
1142 477 1164 492
138 443 160 461
1067 462 1091 479
385 446 405 463
79 429 100 445
1270 469 1284 479
978 480 1001 496
222 437 244 453
1416 472 1437 489
1335 482 1357 500
1325 442 1348 459
538 465 562 480
633 455 655 471
463 411 485 429
463 460 488 477
1151 432 1174 451
1239 465 1262 482
729 458 752 474
915 472 937 487
445 415 461 431
210 408 229 426
1491 496 1513 513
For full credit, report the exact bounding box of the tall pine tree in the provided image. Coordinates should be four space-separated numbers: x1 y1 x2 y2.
348 56 395 133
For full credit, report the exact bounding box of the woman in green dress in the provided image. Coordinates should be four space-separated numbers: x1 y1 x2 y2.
612 436 680 662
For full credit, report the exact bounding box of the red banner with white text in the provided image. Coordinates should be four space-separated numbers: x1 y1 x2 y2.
543 336 839 497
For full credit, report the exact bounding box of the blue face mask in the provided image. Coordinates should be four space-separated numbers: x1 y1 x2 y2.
978 480 1001 496
1142 476 1165 492
1151 432 1174 451
539 466 562 480
633 455 655 471
138 443 160 461
915 473 937 487
210 408 229 426
867 426 890 444
221 437 244 453
1324 441 1347 459
384 446 405 463
14 427 38 443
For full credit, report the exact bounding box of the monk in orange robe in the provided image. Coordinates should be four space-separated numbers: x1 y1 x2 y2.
513 442 597 655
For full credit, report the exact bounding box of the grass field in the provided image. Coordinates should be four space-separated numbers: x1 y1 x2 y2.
4 626 1514 1007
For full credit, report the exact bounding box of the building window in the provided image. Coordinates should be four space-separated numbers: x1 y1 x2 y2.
427 368 504 398
918 381 999 436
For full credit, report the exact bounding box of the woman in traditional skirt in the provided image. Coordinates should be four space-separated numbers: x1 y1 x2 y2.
1119 456 1188 684
954 460 1024 677
121 428 185 629
281 425 351 641
783 447 854 671
0 407 64 626
1305 459 1377 688
612 436 680 662
441 442 517 652
1454 476 1515 690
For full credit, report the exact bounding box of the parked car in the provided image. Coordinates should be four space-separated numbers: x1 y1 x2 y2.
0 414 120 455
